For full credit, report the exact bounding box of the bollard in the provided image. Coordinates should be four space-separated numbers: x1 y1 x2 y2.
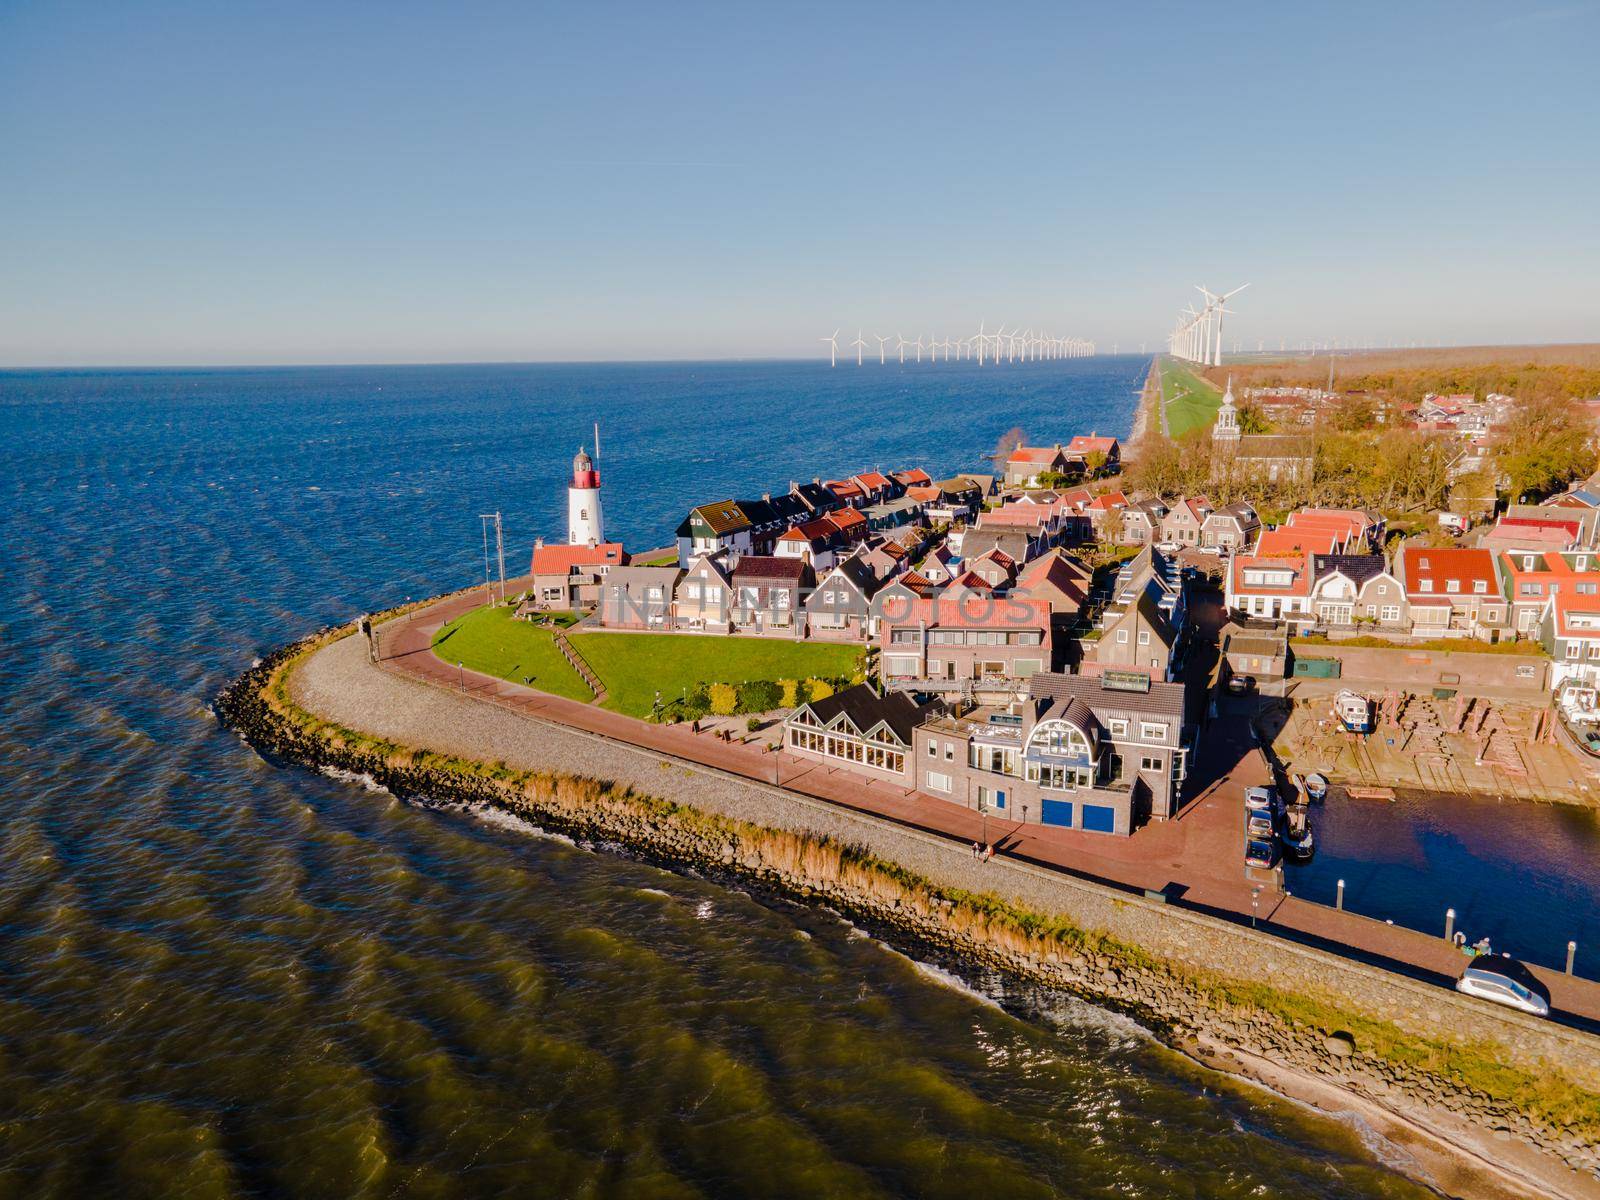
1445 908 1455 942
1336 879 1346 911
1569 941 1578 976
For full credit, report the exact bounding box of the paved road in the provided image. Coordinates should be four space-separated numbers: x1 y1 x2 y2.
366 584 1600 1028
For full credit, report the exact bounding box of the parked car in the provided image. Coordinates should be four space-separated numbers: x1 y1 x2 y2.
1227 674 1255 695
1154 540 1181 553
1246 811 1275 839
1244 839 1277 869
1194 544 1222 556
1455 956 1550 1017
1244 786 1276 812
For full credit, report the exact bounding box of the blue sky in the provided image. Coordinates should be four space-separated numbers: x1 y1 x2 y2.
2 1 1597 366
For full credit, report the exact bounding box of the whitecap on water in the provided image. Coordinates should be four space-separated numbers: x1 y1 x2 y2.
693 899 714 920
1031 992 1154 1049
320 766 390 795
636 888 672 899
909 959 1005 1011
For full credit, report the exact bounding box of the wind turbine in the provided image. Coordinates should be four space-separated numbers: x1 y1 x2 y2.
914 335 924 364
1197 284 1249 366
850 330 867 366
821 329 839 367
875 333 889 364
895 334 908 365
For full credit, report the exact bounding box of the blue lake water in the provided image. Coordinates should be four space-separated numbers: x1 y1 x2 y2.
0 357 1478 1196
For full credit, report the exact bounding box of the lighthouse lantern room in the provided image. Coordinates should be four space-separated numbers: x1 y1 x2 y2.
567 445 604 546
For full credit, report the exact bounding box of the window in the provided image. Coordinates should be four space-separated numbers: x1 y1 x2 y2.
685 582 702 599
1137 630 1150 645
1567 643 1580 659
1473 580 1487 594
927 741 937 758
1117 629 1129 643
926 771 952 794
944 744 954 761
1588 644 1600 660
1140 755 1162 772
1108 719 1128 736
1381 605 1401 622
1419 580 1433 592
1446 580 1460 594
1140 722 1168 741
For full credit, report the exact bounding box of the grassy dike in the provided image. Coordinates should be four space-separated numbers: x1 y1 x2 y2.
218 618 1600 1193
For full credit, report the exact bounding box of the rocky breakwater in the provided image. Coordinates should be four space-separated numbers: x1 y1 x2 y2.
219 624 1600 1200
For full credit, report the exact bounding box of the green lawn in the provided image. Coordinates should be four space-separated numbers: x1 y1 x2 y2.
430 605 594 702
1160 358 1225 438
568 631 863 717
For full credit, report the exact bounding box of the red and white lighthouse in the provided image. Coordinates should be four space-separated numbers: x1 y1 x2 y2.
567 445 604 546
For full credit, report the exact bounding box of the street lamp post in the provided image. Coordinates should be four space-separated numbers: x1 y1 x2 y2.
1251 885 1261 928
458 661 464 692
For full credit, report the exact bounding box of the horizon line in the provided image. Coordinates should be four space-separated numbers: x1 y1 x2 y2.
5 341 1595 373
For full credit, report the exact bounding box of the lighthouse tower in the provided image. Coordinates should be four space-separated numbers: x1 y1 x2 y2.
567 446 604 546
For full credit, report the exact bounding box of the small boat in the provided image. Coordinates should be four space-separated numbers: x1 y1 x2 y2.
1346 785 1396 801
1334 689 1373 734
1303 772 1328 802
1279 805 1315 859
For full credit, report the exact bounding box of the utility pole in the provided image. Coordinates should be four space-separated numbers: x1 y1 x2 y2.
479 512 505 603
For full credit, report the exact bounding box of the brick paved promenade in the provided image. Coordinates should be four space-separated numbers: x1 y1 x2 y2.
354 581 1600 1029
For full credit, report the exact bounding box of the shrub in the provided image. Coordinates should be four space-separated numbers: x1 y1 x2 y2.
779 678 800 708
708 682 739 715
807 677 835 702
746 716 762 732
737 679 782 713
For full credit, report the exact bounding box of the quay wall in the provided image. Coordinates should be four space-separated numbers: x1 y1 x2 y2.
1293 641 1551 696
219 627 1600 1194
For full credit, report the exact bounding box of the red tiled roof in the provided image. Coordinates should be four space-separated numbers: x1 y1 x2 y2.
879 592 1050 630
1404 546 1499 597
825 479 864 500
853 471 892 490
1256 528 1338 557
733 555 808 581
906 485 940 502
1065 435 1118 454
1230 553 1312 597
1006 445 1063 464
829 507 867 532
530 542 625 575
981 505 1053 528
779 517 838 544
891 468 933 486
1088 491 1128 511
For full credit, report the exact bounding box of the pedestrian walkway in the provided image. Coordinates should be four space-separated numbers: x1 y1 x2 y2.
368 585 1600 1027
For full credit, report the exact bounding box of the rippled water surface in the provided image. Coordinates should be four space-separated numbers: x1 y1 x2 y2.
0 361 1432 1197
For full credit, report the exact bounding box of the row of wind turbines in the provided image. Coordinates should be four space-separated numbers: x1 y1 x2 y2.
1168 284 1247 367
821 325 1095 367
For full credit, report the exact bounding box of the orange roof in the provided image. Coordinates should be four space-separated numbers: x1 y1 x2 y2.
1065 434 1117 454
1403 546 1499 598
1230 553 1312 597
892 468 933 486
1088 491 1128 511
530 542 624 575
879 592 1051 631
1256 528 1338 557
1007 445 1063 464
829 507 867 531
853 471 892 490
906 485 941 502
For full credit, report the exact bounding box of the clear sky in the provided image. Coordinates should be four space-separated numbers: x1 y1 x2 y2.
3 1 1597 366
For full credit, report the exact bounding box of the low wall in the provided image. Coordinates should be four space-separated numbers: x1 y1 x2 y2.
1292 641 1550 695
223 628 1600 1190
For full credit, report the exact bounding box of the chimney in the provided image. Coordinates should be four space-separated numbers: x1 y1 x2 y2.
535 536 544 549
763 492 772 502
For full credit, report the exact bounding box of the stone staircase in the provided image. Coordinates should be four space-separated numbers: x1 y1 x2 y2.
551 627 605 703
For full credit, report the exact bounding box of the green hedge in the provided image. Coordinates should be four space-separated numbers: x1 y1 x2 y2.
654 675 853 723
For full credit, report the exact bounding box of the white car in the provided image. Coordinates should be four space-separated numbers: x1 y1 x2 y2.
1154 541 1181 554
1455 956 1550 1017
1244 786 1276 812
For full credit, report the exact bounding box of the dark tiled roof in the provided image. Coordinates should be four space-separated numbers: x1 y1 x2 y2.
1029 671 1187 719
792 481 838 512
1313 554 1388 587
763 493 810 523
797 683 935 747
733 555 810 582
737 498 781 527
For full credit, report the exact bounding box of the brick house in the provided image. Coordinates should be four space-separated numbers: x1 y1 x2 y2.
1201 501 1260 552
803 556 880 641
1160 497 1213 547
526 541 627 612
1395 544 1508 641
731 556 813 634
878 592 1052 695
672 554 736 632
913 670 1190 835
598 564 680 629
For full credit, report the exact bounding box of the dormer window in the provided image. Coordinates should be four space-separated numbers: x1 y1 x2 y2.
1446 580 1460 594
1473 581 1487 594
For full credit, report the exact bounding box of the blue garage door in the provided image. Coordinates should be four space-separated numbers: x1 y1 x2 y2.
1081 804 1116 833
1040 798 1073 827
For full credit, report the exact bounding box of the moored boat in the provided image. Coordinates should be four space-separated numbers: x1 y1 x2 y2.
1334 689 1373 734
1279 804 1314 859
1303 772 1328 802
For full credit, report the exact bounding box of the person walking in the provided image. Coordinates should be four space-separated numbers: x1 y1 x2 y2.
971 841 980 860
